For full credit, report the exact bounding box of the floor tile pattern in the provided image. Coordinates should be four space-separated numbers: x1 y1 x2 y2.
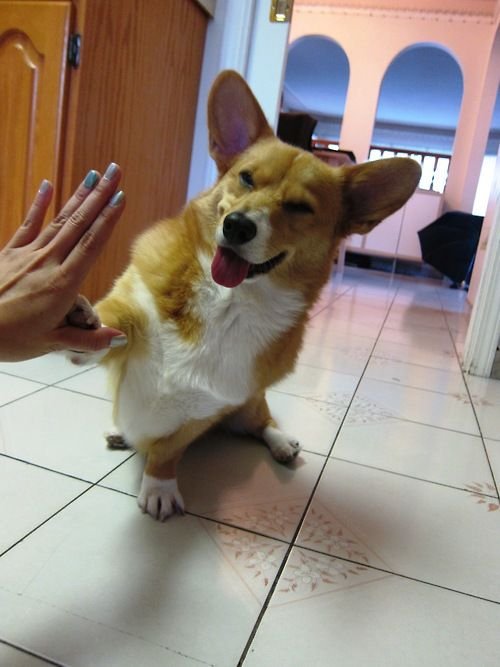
0 268 498 666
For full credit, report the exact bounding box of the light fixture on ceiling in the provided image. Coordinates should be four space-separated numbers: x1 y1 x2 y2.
270 0 294 23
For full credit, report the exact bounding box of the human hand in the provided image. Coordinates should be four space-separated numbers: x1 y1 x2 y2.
0 163 127 361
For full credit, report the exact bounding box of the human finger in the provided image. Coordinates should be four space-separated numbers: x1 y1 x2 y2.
45 163 123 260
7 180 53 249
33 168 103 249
49 325 128 353
60 190 125 286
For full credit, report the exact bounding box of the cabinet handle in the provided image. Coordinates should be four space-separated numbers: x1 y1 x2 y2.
67 33 82 69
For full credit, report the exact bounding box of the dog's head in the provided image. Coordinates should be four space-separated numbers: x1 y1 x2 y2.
207 71 421 293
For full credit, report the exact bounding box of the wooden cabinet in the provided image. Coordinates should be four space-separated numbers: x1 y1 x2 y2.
346 189 443 262
0 1 71 233
0 0 208 300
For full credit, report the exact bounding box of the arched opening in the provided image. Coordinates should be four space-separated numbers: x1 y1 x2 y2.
370 44 464 194
282 35 350 151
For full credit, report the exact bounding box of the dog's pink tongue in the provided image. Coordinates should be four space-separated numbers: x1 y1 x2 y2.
211 247 250 288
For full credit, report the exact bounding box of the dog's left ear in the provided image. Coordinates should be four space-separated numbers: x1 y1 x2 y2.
208 70 274 174
341 157 421 235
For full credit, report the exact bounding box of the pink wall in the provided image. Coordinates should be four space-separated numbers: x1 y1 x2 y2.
290 5 499 213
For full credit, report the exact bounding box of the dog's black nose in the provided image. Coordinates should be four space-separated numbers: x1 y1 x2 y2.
223 212 257 245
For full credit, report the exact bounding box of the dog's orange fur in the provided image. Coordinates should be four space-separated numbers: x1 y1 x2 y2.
88 71 421 519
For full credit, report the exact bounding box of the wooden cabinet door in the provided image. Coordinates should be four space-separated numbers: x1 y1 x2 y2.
0 1 71 246
66 0 208 301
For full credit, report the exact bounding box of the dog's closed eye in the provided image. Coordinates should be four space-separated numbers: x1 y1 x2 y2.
282 201 314 215
239 170 254 189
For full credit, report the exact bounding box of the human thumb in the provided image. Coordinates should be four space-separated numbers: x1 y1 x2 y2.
50 326 127 353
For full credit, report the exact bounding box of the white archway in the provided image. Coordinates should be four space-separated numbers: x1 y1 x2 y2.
283 35 350 145
371 43 464 194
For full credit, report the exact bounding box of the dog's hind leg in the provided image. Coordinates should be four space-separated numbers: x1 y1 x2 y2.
224 392 301 464
105 428 132 450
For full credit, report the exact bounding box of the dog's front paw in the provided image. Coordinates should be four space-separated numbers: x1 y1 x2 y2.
66 295 101 330
63 295 106 366
263 425 302 464
137 474 185 521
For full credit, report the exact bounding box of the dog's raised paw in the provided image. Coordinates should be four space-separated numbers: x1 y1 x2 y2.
66 295 101 330
137 474 185 522
263 425 302 464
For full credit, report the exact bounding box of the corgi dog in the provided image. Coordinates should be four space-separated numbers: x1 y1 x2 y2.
71 71 420 521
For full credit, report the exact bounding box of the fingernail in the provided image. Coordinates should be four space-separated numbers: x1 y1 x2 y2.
109 335 127 348
109 190 125 207
103 162 119 180
38 179 51 194
84 169 99 189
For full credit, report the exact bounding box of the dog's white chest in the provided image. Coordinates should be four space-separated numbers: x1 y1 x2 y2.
116 272 304 444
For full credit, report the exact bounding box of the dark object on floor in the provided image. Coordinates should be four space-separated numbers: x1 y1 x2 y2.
345 252 442 279
418 211 483 285
277 112 317 151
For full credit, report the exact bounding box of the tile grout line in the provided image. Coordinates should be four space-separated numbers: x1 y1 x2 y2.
330 455 500 500
237 281 402 666
460 386 500 498
0 638 68 667
295 542 500 607
49 384 111 403
437 290 500 501
368 353 464 378
281 364 479 423
307 283 354 320
324 283 403 462
272 386 482 440
0 454 136 560
0 362 97 389
0 364 103 410
0 385 48 411
0 452 105 486
94 481 295 548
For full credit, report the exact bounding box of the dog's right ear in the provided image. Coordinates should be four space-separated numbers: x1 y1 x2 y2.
208 70 274 174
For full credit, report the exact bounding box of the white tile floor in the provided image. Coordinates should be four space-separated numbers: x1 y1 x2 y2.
0 267 499 667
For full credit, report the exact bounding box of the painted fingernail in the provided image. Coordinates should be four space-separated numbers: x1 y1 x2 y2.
84 169 99 189
38 179 51 194
109 190 125 207
109 335 127 348
103 162 119 180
